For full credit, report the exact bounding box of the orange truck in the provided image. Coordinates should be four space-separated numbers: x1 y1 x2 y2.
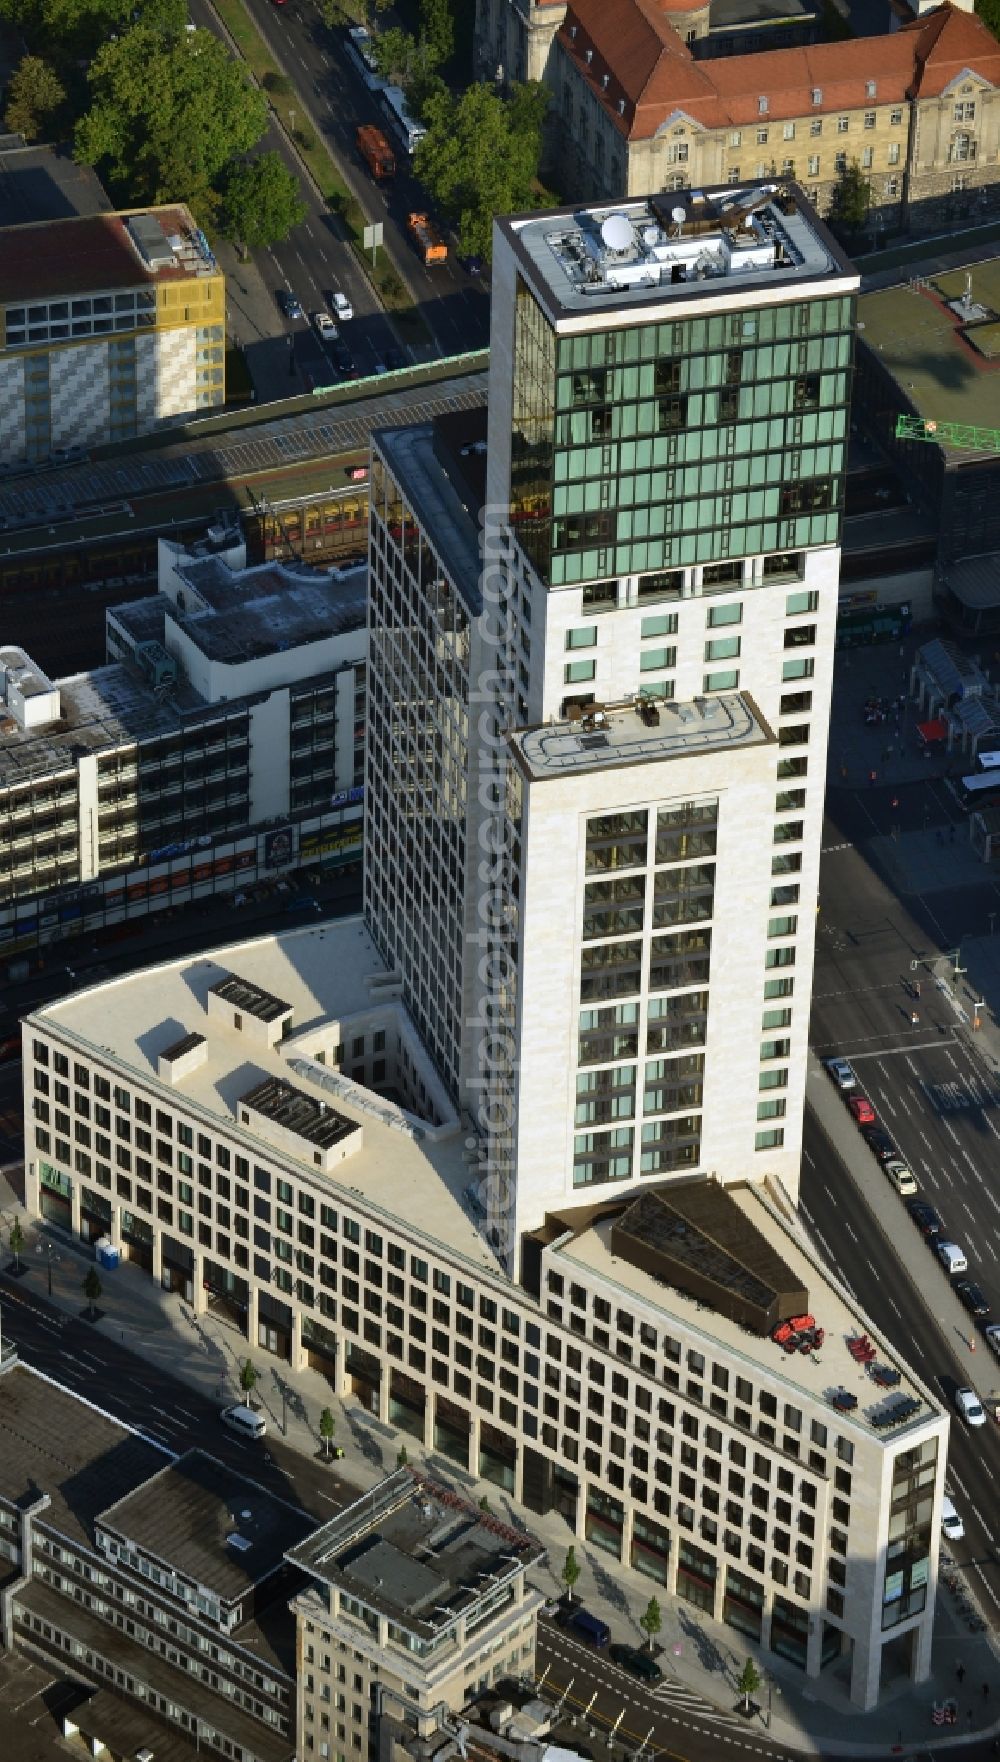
356 124 395 181
407 212 448 265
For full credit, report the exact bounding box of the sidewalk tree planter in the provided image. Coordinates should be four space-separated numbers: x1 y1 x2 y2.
8 1219 25 1277
319 1406 336 1460
239 1358 260 1408
639 1595 662 1651
737 1657 762 1719
83 1267 102 1321
562 1545 581 1604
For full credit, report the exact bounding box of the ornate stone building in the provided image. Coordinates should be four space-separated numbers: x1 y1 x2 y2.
475 0 1000 235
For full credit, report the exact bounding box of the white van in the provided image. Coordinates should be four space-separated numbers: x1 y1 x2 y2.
941 1495 965 1541
936 1241 968 1276
220 1404 266 1440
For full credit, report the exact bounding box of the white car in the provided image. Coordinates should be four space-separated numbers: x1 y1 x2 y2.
936 1241 968 1276
985 1322 1000 1356
941 1495 965 1541
954 1386 986 1428
313 311 337 343
330 291 353 322
825 1057 856 1091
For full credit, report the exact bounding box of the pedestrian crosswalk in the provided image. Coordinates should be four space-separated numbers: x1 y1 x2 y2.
650 1674 750 1728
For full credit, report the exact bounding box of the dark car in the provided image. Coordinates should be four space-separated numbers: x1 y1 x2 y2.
861 1125 898 1163
955 1279 991 1319
461 254 485 277
906 1198 943 1238
609 1644 662 1684
277 289 303 319
331 340 358 378
385 347 406 371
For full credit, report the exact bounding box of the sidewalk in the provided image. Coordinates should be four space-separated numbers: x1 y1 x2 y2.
0 1173 997 1757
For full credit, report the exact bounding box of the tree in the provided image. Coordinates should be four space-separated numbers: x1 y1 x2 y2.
396 1443 409 1467
74 26 268 218
478 1494 491 1512
4 55 66 141
639 1595 662 1652
239 1358 260 1406
418 0 453 67
0 0 187 70
319 1406 336 1458
83 1266 102 1319
414 80 551 262
738 1657 761 1714
827 158 871 238
9 1219 24 1273
219 154 306 252
976 0 1000 43
561 1545 581 1603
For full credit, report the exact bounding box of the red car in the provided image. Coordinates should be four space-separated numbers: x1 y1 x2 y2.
848 1094 876 1125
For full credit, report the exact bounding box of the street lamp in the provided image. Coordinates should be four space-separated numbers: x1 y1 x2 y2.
36 1238 60 1297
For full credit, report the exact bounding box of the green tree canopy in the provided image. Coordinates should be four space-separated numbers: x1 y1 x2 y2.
239 1358 260 1402
219 153 306 251
561 1544 581 1601
418 0 453 66
639 1596 662 1649
83 1266 102 1317
975 0 1000 41
4 55 66 140
827 157 871 237
413 79 550 261
74 26 267 216
738 1657 762 1712
0 0 187 69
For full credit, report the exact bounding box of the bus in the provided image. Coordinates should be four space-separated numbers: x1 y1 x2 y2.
345 24 385 92
379 83 426 157
956 773 1000 810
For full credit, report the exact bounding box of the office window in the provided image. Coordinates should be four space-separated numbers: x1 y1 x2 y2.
565 660 596 683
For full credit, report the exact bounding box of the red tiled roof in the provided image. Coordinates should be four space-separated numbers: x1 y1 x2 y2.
558 0 1000 139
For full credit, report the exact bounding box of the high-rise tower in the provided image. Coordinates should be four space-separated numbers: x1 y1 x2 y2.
367 184 858 1268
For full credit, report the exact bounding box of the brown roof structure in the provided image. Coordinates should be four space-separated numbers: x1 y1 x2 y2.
557 0 1000 137
0 206 203 305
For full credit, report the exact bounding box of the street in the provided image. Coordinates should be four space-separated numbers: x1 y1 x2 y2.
227 0 490 355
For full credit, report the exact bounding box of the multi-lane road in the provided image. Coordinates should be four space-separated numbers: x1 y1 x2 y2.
192 0 490 365
806 775 1000 1622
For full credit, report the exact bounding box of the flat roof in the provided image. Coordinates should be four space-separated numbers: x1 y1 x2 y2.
72 1688 204 1762
557 1184 939 1442
0 142 111 229
14 1579 294 1762
859 261 1000 450
0 206 213 305
31 920 502 1278
374 423 482 615
501 183 856 322
287 1468 543 1634
0 657 220 791
0 1362 168 1551
511 691 772 781
98 1449 314 1603
154 557 367 666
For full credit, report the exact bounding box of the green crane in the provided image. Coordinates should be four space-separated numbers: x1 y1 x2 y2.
895 414 1000 454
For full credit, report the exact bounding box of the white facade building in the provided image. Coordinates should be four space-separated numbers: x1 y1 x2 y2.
22 922 947 1710
367 185 856 1254
0 535 366 958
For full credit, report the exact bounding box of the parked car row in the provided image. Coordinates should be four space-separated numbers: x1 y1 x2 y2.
825 1059 916 1195
545 1603 663 1681
825 1054 1000 1431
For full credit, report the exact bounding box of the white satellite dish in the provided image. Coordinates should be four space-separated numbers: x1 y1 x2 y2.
600 212 633 252
642 225 660 247
671 205 687 225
